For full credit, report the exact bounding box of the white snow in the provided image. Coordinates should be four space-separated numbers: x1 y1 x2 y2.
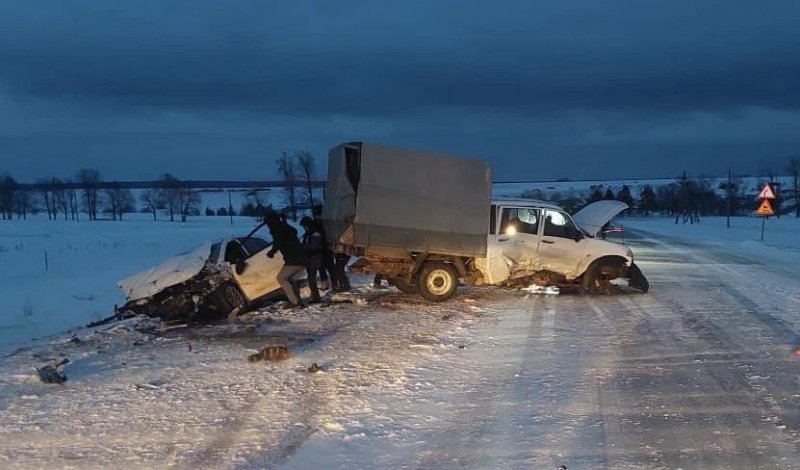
622 215 800 266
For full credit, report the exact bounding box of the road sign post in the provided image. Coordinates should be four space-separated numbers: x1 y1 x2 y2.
755 182 776 241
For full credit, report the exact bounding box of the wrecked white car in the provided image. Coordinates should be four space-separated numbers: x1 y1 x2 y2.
476 197 648 293
118 235 289 321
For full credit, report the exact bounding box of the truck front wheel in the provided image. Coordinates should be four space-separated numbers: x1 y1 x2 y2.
417 261 459 302
581 260 621 295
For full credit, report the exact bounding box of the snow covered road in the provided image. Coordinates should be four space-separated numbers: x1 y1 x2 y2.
2 227 800 469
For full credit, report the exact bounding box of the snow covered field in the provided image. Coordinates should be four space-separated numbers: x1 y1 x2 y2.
623 215 800 267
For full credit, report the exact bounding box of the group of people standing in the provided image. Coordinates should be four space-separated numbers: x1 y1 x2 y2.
263 206 350 309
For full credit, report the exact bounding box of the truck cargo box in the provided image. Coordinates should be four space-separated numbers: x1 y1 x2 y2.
322 142 492 258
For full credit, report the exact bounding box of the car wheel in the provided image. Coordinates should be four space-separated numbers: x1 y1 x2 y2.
417 261 459 302
628 263 650 293
389 277 417 295
581 260 620 295
213 283 247 318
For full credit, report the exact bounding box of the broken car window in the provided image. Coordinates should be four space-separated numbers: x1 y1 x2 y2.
543 210 579 239
241 238 270 256
499 208 540 235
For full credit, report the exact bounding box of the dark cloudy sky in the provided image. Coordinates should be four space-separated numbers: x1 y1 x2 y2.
1 1 799 182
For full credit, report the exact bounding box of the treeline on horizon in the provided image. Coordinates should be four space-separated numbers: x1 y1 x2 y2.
0 151 320 221
523 164 800 219
2 154 799 221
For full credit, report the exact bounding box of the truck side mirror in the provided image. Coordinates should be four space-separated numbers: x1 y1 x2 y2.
573 230 584 242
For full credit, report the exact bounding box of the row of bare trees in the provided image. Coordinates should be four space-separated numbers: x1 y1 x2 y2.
33 171 136 221
0 170 203 222
276 150 317 220
138 174 201 222
520 158 800 219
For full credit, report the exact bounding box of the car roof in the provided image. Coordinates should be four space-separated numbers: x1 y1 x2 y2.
491 197 564 211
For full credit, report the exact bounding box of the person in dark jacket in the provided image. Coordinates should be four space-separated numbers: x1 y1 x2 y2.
312 205 334 289
300 216 322 303
264 212 307 308
332 253 352 292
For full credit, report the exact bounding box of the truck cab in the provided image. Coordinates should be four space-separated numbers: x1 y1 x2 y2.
475 198 645 292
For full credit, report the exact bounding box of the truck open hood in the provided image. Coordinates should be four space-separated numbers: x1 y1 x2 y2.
118 242 213 301
572 200 629 237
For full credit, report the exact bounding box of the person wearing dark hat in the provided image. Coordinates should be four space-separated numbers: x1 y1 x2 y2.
300 216 322 304
263 211 307 308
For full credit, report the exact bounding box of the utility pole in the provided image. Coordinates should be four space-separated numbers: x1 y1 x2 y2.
228 190 234 226
726 166 732 228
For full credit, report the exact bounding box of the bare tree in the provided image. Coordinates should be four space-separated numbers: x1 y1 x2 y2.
277 151 298 220
67 186 80 221
0 173 17 220
177 187 201 222
788 157 800 218
158 174 181 222
105 181 135 221
36 178 54 220
295 150 316 208
77 168 102 220
13 188 32 219
52 178 69 221
140 188 164 221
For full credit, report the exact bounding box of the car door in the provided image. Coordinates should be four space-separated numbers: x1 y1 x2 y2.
537 209 586 278
227 238 285 301
484 206 542 282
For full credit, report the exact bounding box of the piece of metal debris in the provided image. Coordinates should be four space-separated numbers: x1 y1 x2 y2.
34 358 70 385
248 346 291 362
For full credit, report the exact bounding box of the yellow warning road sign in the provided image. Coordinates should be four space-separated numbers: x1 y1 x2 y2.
757 183 776 200
756 199 774 216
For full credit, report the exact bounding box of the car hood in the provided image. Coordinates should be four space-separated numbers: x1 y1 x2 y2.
572 200 629 237
118 242 213 301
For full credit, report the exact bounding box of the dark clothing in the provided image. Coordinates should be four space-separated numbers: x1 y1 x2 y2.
313 218 334 283
333 253 351 291
302 228 324 261
302 227 323 302
267 223 306 266
320 251 333 283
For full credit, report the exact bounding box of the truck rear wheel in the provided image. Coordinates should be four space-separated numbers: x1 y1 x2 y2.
417 261 459 302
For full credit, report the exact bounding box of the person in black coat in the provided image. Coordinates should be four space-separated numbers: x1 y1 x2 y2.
264 212 307 308
312 205 334 288
300 216 322 303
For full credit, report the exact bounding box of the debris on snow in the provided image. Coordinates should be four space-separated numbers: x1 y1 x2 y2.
307 363 322 373
523 285 560 295
248 345 291 362
33 357 70 386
